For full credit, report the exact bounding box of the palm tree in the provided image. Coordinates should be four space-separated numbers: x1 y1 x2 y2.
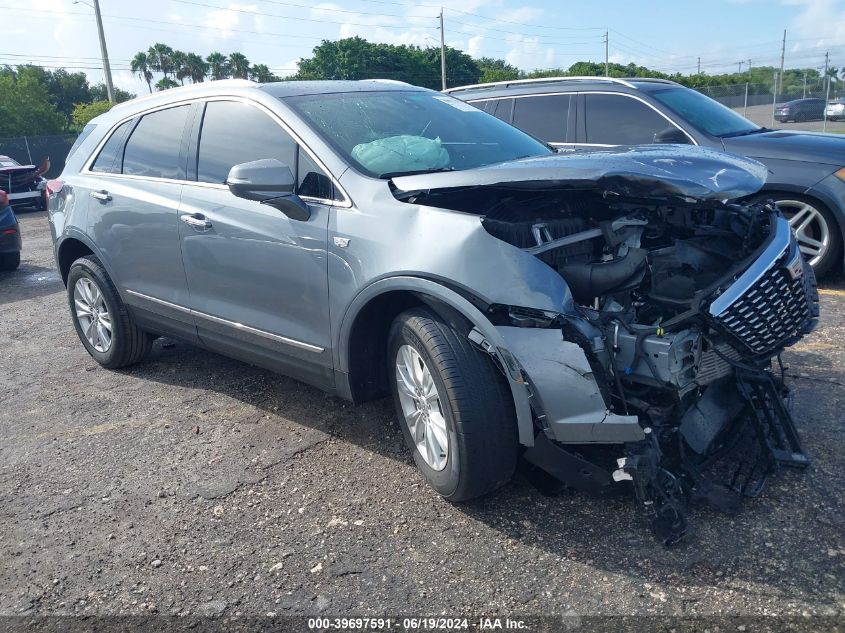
148 43 175 78
185 53 208 83
154 77 179 91
130 51 153 93
228 52 250 79
249 63 277 83
206 52 229 80
171 50 188 86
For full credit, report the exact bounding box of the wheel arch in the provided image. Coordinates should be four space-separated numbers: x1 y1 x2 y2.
337 276 535 445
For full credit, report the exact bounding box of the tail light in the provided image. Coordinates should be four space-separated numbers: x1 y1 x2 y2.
46 179 64 195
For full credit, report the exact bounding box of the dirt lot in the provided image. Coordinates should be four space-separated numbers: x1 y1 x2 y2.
1 211 844 622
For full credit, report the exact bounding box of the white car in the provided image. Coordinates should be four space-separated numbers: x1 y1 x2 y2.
825 99 845 121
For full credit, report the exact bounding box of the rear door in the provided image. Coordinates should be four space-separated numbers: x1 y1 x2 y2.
82 103 199 342
177 99 337 388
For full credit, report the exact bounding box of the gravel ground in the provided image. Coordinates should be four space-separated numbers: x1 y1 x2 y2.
0 211 843 622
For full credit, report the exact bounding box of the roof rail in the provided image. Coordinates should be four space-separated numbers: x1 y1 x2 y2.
443 76 639 94
111 78 258 110
363 79 412 85
625 77 679 85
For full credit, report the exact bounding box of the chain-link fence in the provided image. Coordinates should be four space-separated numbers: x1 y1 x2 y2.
0 133 79 179
695 81 842 113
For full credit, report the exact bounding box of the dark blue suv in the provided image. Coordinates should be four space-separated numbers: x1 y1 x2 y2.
447 77 845 277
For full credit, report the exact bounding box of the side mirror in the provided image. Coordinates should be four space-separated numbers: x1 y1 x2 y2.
653 127 691 144
226 159 310 221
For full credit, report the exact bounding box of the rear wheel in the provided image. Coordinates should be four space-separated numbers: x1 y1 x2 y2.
67 256 152 368
0 252 20 271
754 194 842 277
387 307 518 502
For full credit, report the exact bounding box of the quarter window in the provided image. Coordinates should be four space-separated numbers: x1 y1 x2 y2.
584 94 673 145
90 119 135 174
122 105 191 179
297 147 334 200
197 101 296 185
512 95 570 142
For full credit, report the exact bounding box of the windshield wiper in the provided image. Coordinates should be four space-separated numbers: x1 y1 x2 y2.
721 127 769 138
379 166 456 179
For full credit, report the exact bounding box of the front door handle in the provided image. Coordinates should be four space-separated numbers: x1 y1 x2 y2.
90 190 111 202
180 213 212 230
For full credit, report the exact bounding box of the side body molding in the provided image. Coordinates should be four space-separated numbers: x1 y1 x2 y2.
336 276 535 446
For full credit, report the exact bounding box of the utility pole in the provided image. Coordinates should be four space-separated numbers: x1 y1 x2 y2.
824 51 830 132
697 57 701 74
772 70 779 127
778 29 786 98
737 60 743 73
604 30 609 77
439 8 446 91
93 0 115 102
74 0 114 102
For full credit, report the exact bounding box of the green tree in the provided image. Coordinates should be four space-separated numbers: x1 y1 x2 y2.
172 50 189 85
148 43 175 78
89 83 133 103
0 71 65 136
249 64 278 83
155 77 179 91
206 52 229 80
228 52 250 79
476 57 520 83
185 53 208 83
131 52 153 93
71 100 113 127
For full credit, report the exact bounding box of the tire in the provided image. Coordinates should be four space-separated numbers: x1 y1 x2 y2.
67 256 153 369
754 194 843 278
387 307 518 502
0 251 20 271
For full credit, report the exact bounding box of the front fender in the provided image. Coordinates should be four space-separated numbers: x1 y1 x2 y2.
336 275 536 446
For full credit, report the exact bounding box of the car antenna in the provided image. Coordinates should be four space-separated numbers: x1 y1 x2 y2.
24 137 33 165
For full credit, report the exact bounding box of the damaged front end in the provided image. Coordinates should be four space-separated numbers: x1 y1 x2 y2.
394 146 820 544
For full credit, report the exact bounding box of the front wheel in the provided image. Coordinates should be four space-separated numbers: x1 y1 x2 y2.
755 195 842 277
387 307 518 502
67 256 153 368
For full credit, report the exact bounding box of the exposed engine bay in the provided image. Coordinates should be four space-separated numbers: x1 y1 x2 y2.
400 183 820 544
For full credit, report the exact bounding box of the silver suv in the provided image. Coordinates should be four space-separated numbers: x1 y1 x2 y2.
50 79 819 542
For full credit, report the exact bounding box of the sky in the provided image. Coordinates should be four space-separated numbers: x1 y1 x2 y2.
2 0 845 95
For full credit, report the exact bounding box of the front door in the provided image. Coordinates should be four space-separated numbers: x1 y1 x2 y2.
178 99 336 389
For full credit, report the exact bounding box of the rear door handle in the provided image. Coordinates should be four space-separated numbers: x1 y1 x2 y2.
180 213 212 230
90 190 111 202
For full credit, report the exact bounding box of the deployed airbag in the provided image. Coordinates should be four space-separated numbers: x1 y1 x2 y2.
351 135 449 176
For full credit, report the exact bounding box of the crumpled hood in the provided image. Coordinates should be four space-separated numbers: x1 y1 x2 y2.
722 129 845 166
391 145 768 201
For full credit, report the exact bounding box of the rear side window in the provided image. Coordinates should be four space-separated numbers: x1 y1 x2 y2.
197 101 296 185
91 119 134 173
584 94 670 145
68 124 96 164
512 95 570 142
490 98 513 122
122 105 191 179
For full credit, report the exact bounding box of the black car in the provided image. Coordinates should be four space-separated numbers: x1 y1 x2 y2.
447 77 845 277
0 190 21 271
774 98 826 122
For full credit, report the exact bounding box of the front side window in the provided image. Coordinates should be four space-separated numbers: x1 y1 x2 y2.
122 105 190 179
286 91 550 178
91 119 135 174
650 87 760 138
584 94 673 145
512 94 570 142
197 101 297 185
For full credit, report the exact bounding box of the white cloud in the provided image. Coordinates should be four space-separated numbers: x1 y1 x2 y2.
202 2 260 39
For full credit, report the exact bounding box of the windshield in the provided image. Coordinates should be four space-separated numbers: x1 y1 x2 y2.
286 91 552 178
650 87 762 138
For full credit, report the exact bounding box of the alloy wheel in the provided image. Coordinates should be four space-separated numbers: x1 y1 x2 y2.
774 199 831 267
73 277 113 353
395 344 449 471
